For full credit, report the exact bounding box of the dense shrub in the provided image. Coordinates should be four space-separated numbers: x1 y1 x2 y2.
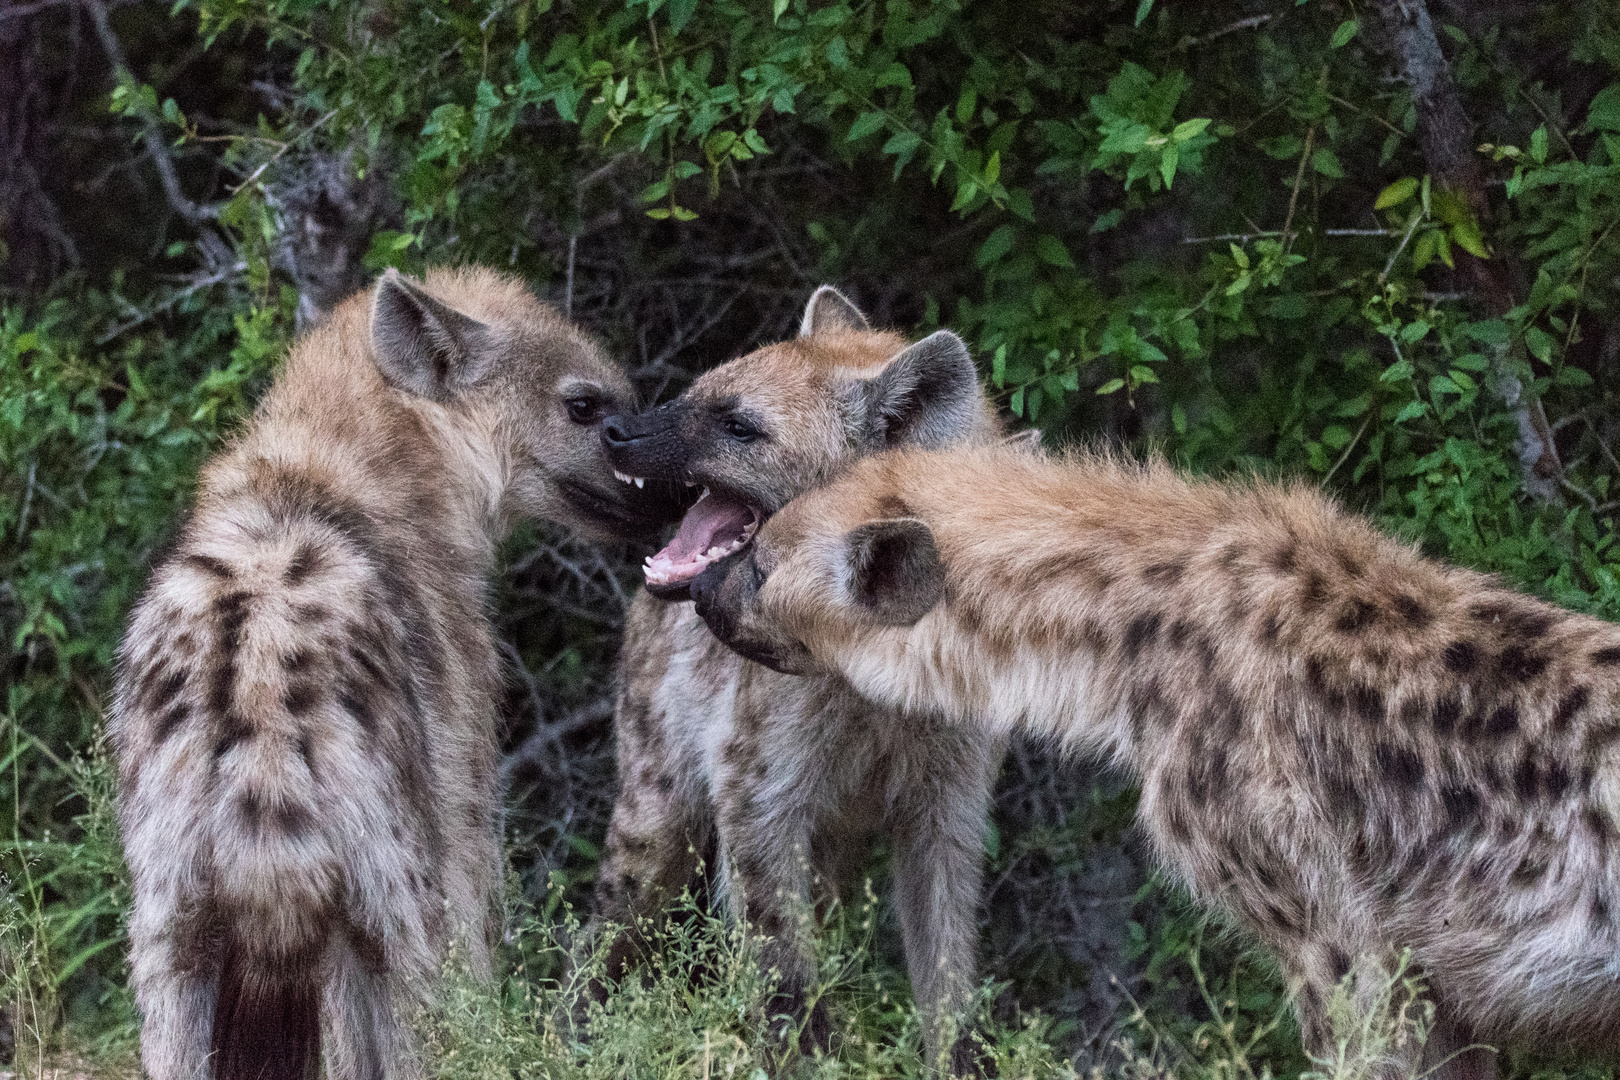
3 0 1619 1073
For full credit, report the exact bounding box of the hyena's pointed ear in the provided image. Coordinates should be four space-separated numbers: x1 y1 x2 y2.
799 285 871 337
845 518 943 626
371 269 495 400
862 330 981 448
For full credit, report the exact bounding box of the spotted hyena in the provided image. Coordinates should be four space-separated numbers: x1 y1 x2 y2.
110 267 678 1080
691 442 1620 1078
592 288 1007 1069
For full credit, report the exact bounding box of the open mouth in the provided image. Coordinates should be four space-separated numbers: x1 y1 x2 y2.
636 486 761 591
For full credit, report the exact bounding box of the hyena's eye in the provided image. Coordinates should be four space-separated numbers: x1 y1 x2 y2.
722 416 762 442
565 397 605 424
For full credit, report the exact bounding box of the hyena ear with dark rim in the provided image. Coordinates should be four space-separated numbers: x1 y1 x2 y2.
846 518 944 626
799 284 871 337
371 269 496 401
861 330 980 448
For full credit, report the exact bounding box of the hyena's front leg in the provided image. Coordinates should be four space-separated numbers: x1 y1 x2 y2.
889 727 1002 1076
714 776 828 1057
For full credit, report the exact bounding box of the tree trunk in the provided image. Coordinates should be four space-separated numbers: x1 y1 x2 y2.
1377 0 1562 502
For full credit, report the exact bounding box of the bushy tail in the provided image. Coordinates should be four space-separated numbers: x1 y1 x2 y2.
209 932 321 1080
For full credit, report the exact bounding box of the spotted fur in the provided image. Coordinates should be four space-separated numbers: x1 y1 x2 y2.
594 288 1006 1069
111 267 670 1080
694 444 1620 1078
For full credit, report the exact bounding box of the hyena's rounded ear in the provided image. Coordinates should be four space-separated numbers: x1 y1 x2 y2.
371 269 495 401
799 285 871 337
846 518 943 626
862 330 981 448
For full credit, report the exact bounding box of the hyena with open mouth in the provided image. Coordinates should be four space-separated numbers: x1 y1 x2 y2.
111 267 680 1080
592 288 1006 1071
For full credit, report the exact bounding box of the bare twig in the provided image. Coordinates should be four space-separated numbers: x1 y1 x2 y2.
1321 412 1374 488
1379 209 1424 283
1280 126 1315 254
96 263 245 344
1174 13 1274 50
82 0 218 228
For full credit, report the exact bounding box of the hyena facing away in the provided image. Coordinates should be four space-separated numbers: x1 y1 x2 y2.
591 288 1007 1069
111 267 678 1080
692 443 1620 1077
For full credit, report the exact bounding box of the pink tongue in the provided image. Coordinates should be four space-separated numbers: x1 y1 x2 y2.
658 492 755 564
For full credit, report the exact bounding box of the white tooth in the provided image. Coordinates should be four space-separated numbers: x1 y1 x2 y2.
635 477 645 489
702 487 710 499
615 470 634 484
685 481 697 488
707 546 724 558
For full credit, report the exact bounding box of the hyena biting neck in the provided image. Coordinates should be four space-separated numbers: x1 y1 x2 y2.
111 267 676 1080
696 443 1620 1078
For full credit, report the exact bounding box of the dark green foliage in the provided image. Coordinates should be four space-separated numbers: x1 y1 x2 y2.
4 0 1620 1073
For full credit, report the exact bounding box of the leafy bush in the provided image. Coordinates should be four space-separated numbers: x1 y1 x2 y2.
3 0 1620 1074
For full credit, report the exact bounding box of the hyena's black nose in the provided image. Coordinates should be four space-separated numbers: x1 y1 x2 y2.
601 414 638 446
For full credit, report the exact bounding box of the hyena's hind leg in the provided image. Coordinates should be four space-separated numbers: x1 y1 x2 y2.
321 931 419 1080
128 931 215 1080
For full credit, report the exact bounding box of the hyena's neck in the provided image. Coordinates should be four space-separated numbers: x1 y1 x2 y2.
201 307 502 573
833 448 1452 772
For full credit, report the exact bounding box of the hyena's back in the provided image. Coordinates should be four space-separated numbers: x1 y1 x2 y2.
114 470 454 1078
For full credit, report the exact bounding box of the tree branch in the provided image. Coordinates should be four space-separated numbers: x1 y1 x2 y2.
1375 0 1561 502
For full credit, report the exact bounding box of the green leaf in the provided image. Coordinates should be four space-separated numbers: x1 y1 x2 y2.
1129 364 1159 384
955 85 977 126
847 111 887 141
667 0 698 33
1159 142 1178 188
1374 177 1419 210
1525 326 1556 365
673 160 703 179
1529 124 1548 164
1584 85 1620 133
1399 319 1431 343
1171 402 1187 434
1096 378 1125 395
983 150 1001 185
1450 218 1487 258
1310 147 1346 178
991 344 1007 387
1330 19 1359 48
1010 386 1025 415
773 0 789 22
949 179 979 212
976 224 1016 268
1134 0 1154 25
1036 234 1075 269
1171 118 1211 142
1394 400 1429 423
1321 423 1353 449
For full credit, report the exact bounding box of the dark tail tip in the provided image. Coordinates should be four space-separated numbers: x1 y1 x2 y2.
210 934 320 1080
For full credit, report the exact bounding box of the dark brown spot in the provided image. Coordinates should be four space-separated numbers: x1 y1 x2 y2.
1592 646 1620 666
1334 547 1364 578
1269 540 1298 575
283 683 319 716
1591 891 1611 928
1335 600 1377 634
154 702 190 743
184 553 233 579
275 802 313 837
1443 640 1479 674
339 688 377 734
1441 785 1481 827
1349 682 1384 723
1510 856 1548 886
1482 702 1520 738
282 650 314 674
1143 560 1185 583
283 543 318 587
1301 571 1329 611
1553 686 1589 731
1376 743 1424 788
1498 645 1548 683
146 668 187 713
1433 694 1461 735
1393 594 1431 629
1328 947 1352 983
213 712 252 758
296 731 315 772
1123 612 1162 660
238 790 264 832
